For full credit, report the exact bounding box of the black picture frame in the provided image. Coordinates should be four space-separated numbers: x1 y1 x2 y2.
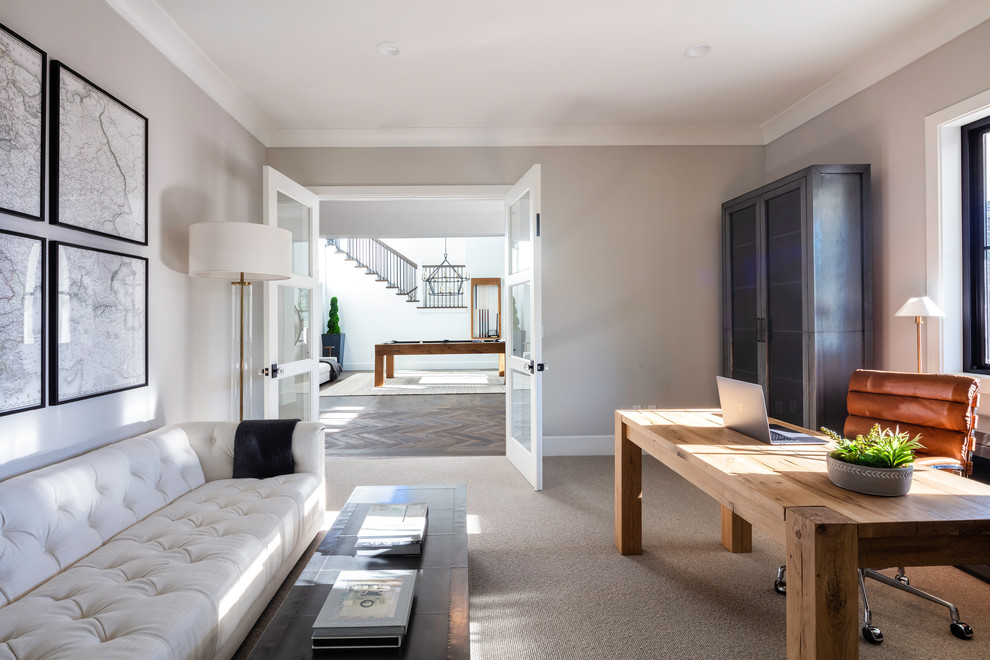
0 228 45 415
50 241 148 405
0 22 46 221
50 61 148 245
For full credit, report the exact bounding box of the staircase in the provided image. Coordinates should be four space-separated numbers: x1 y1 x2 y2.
328 238 419 303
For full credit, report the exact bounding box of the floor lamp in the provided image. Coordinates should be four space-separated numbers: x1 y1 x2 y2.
189 222 292 421
894 296 944 373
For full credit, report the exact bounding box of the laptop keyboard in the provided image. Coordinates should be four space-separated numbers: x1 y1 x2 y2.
769 429 808 444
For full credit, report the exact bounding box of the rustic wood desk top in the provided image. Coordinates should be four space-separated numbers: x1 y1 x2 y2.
614 408 990 659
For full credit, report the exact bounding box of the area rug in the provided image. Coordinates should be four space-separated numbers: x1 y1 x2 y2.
320 370 505 396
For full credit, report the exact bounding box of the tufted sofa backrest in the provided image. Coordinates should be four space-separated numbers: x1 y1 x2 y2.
0 426 205 607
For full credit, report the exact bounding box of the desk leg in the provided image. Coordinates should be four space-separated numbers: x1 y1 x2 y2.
386 355 395 379
374 353 384 387
615 415 642 555
785 507 858 660
498 352 505 377
720 506 752 553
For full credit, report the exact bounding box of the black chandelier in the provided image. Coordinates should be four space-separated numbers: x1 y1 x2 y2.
424 239 468 297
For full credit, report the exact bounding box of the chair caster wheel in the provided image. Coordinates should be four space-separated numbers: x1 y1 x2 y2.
950 622 974 640
862 626 883 644
773 579 786 595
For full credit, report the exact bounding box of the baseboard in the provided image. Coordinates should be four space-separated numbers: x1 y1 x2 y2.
543 435 613 456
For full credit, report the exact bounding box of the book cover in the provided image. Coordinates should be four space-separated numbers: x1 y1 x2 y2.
313 569 417 643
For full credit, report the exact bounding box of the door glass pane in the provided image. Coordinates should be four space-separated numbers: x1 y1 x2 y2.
510 282 531 359
278 371 311 420
277 191 311 277
277 286 311 364
511 372 532 451
509 191 531 274
729 204 758 383
765 188 803 425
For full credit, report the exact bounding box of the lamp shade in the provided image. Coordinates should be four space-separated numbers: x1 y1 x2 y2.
894 296 944 318
189 222 292 281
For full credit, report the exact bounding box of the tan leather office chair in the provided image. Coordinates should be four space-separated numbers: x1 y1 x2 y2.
775 369 980 644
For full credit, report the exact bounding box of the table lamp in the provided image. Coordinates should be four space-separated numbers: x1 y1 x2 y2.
189 222 292 420
894 296 944 373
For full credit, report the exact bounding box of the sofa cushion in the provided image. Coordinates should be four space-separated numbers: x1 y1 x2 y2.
0 427 206 607
0 473 320 660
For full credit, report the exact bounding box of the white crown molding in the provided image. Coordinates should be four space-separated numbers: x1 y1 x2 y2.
105 0 274 145
110 0 990 149
762 0 990 144
268 124 765 148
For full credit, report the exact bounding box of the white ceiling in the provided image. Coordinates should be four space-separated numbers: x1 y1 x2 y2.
107 0 990 147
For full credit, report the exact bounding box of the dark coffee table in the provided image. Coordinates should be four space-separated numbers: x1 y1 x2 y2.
248 485 469 659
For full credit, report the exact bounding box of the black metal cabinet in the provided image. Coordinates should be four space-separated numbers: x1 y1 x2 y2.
722 165 872 432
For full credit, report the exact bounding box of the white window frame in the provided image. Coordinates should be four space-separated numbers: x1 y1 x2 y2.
925 88 990 378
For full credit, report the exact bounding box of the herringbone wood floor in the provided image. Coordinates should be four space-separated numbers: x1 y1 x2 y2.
320 374 505 456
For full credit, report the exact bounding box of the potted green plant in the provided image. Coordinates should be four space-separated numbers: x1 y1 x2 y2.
321 296 345 369
819 424 924 496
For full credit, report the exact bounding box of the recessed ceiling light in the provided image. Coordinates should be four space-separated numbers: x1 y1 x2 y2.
376 42 401 57
683 42 711 59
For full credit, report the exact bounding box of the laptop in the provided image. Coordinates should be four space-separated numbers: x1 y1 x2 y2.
715 376 827 445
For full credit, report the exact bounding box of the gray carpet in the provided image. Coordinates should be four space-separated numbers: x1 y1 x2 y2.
321 370 505 396
315 455 990 660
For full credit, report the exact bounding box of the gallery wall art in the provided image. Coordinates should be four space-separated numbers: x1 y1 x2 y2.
0 229 44 415
0 22 46 221
50 61 147 245
50 242 147 404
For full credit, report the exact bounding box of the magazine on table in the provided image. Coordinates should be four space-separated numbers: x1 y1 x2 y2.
355 502 428 556
312 569 417 649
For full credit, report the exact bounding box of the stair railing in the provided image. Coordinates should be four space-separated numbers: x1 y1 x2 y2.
328 238 419 302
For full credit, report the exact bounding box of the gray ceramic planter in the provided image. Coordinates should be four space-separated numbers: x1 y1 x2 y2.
826 454 913 496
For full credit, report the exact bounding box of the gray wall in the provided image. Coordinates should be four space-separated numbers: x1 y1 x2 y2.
765 19 990 375
268 146 765 440
0 0 265 478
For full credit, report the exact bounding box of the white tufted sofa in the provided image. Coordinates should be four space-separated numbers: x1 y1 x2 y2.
0 421 325 660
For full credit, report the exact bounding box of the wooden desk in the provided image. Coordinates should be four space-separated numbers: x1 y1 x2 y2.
374 341 506 386
614 409 990 659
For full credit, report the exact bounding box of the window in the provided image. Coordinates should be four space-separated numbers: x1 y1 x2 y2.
962 115 990 373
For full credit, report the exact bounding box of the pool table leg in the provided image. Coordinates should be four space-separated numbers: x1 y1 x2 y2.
386 354 395 379
498 353 505 377
374 352 385 387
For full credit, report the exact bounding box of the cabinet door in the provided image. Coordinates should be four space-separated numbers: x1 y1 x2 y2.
725 201 761 384
763 183 805 425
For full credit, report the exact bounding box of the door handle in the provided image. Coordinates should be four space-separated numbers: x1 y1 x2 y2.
259 363 283 378
524 361 547 373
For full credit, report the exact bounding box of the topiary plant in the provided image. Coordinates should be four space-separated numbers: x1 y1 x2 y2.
820 424 924 469
327 296 341 334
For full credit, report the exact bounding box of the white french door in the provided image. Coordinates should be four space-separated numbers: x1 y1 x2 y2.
504 165 544 490
262 166 321 421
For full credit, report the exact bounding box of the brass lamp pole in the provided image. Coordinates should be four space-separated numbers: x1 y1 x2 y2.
894 296 945 373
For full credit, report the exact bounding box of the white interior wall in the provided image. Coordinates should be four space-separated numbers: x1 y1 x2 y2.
0 0 264 479
323 237 505 371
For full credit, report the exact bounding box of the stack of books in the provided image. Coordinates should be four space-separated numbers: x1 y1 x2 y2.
354 502 428 557
312 570 416 650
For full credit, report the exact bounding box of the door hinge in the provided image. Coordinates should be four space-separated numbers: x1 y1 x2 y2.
536 212 541 237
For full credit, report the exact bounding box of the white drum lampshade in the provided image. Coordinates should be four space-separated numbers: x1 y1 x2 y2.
188 221 293 421
189 221 292 282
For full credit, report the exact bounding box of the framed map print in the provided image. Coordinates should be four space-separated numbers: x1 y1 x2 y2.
0 23 46 221
51 242 147 404
0 229 44 415
50 61 147 245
